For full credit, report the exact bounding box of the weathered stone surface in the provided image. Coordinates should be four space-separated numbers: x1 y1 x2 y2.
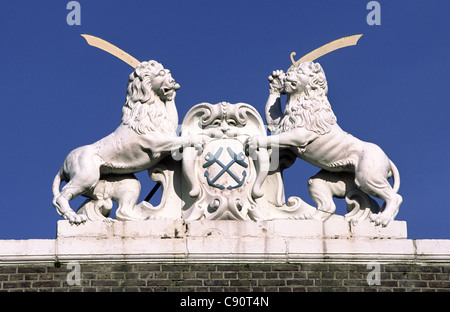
1 220 448 265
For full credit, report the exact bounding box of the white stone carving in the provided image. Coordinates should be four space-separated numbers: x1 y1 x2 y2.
52 61 204 224
180 102 269 220
246 62 402 226
52 59 402 229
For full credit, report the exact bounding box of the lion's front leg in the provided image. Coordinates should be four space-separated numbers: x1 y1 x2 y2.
145 135 206 156
246 129 317 153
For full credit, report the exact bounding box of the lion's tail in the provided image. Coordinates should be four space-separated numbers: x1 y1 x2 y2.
389 160 400 193
52 169 66 204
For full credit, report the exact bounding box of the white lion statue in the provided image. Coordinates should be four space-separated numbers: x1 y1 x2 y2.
52 61 204 224
246 62 402 226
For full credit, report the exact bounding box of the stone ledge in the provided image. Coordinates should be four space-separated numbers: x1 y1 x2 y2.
1 220 449 265
56 218 408 239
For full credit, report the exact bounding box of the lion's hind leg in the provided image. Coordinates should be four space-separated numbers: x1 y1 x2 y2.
54 187 88 224
355 160 402 227
56 172 101 224
366 185 402 227
307 170 344 220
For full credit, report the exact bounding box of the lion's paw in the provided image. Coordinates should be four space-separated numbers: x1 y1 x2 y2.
64 210 87 225
369 213 393 227
268 70 286 94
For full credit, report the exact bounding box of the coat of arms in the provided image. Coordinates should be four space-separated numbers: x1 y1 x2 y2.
179 102 270 220
53 34 401 227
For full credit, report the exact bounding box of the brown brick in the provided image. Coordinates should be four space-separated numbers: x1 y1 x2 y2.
300 263 329 271
321 271 335 279
217 264 249 271
286 279 314 286
168 272 182 280
265 272 278 279
331 264 359 271
293 272 307 279
429 281 450 288
97 273 111 279
0 275 9 281
38 273 53 280
111 272 125 279
391 272 418 280
384 265 412 272
342 279 367 287
120 279 146 287
147 279 171 286
82 286 97 292
177 279 202 287
307 271 321 279
251 272 264 279
224 272 237 279
17 266 46 274
398 280 428 288
292 286 307 292
195 272 209 279
195 286 210 292
204 279 229 287
237 272 251 279
248 264 272 271
190 264 216 271
208 286 225 291
162 264 190 271
82 273 97 280
436 273 449 280
272 264 299 271
32 281 61 288
381 280 399 287
2 281 32 289
420 273 436 280
77 264 102 272
348 271 366 279
258 279 286 286
125 272 139 279
210 272 223 279
315 279 342 287
182 272 196 279
324 286 348 292
134 264 161 271
264 286 279 292
230 279 256 287
279 272 293 279
109 264 133 272
411 265 441 273
181 286 197 292
0 267 16 274
335 272 348 279
91 280 119 287
9 274 24 281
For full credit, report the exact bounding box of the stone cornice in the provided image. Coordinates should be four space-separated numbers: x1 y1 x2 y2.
0 220 449 265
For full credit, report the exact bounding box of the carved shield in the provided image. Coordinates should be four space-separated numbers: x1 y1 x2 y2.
180 102 268 220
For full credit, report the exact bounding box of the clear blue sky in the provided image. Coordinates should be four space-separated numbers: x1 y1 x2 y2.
0 0 448 239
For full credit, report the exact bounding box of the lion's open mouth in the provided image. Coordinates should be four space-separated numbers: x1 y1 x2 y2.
162 82 180 95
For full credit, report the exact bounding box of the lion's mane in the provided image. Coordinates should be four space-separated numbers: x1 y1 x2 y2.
277 62 337 135
121 61 175 135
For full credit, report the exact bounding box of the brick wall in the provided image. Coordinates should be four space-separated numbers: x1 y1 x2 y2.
0 262 449 292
